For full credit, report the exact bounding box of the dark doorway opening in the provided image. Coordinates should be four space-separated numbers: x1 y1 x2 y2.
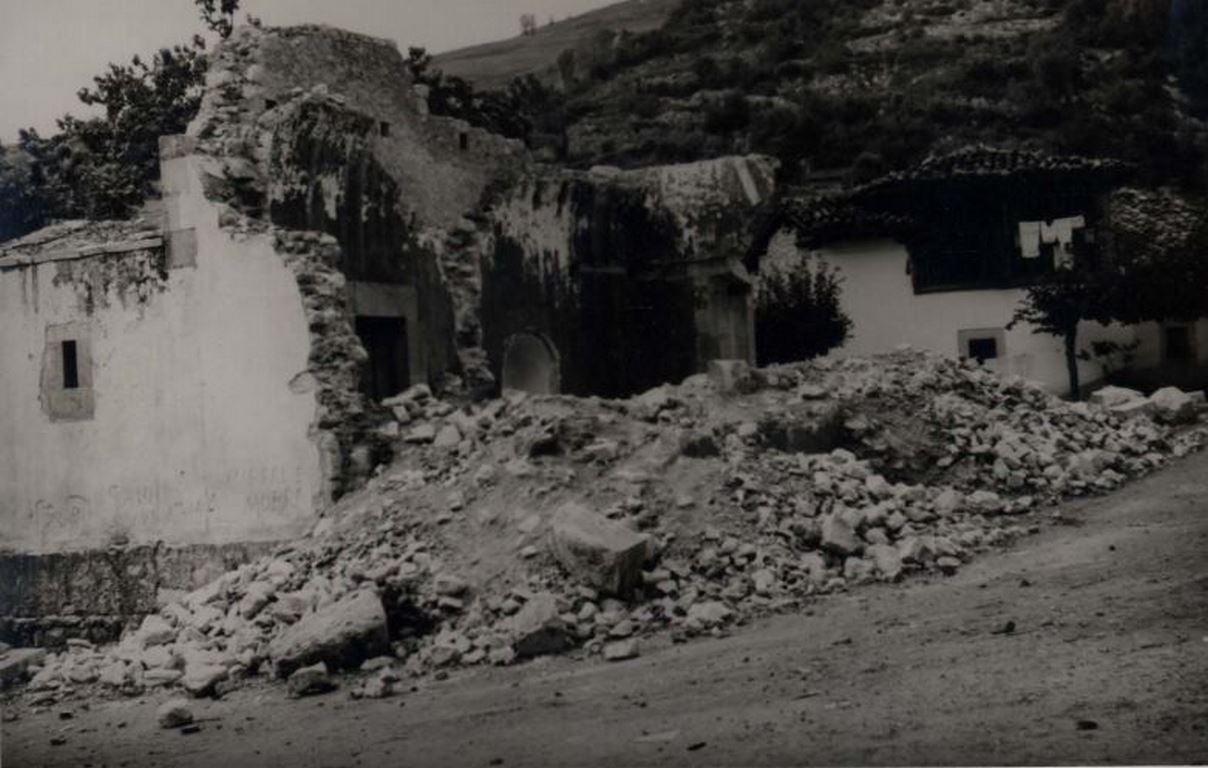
355 316 409 401
502 333 559 395
1165 325 1193 363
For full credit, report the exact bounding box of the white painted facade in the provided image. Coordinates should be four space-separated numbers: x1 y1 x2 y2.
765 231 1208 393
0 152 323 554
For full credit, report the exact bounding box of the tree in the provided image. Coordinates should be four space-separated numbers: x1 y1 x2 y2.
756 255 851 365
1009 261 1113 399
1 15 213 242
1011 189 1208 399
404 47 565 146
520 14 538 37
1169 0 1208 115
195 0 241 39
0 143 48 241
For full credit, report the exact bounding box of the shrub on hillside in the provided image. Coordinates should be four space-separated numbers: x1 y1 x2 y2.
756 256 851 366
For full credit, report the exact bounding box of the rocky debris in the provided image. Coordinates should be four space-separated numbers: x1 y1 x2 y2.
505 593 570 658
603 638 641 661
156 699 195 729
287 662 337 697
707 359 759 395
821 515 862 556
136 615 176 648
12 350 1206 706
1088 386 1144 408
686 601 733 629
866 544 904 581
549 502 651 596
0 649 47 690
1149 387 1200 425
268 589 389 677
181 663 229 698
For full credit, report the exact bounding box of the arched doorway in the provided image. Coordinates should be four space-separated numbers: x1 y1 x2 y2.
502 333 560 395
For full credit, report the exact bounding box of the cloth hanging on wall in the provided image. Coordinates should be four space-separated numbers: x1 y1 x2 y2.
1018 221 1042 258
1050 216 1086 269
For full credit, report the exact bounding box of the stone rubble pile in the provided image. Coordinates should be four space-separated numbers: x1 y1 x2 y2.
16 351 1206 705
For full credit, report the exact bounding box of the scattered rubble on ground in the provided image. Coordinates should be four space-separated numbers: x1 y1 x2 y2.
155 699 194 729
8 350 1206 710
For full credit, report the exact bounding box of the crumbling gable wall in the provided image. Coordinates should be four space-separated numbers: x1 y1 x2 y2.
177 23 530 496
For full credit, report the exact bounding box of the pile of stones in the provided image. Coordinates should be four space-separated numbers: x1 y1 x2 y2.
16 351 1206 705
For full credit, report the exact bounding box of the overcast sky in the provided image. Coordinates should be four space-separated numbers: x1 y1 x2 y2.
0 0 615 142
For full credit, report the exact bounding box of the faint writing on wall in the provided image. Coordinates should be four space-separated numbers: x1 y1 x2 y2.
2 462 315 548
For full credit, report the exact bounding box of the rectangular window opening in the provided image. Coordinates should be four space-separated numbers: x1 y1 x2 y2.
265 98 277 110
967 337 999 364
458 132 469 151
62 340 79 390
380 121 391 137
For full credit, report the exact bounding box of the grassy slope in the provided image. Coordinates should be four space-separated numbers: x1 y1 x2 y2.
432 0 678 91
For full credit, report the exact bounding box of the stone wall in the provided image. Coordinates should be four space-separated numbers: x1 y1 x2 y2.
0 542 276 648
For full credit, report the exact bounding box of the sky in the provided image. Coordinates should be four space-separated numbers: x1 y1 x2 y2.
0 0 617 142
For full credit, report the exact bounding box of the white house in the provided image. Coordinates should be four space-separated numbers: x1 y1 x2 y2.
759 147 1208 394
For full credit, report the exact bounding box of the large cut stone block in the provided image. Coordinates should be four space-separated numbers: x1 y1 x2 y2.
548 502 650 596
267 589 388 678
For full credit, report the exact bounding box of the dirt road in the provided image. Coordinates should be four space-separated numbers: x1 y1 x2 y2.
5 451 1208 767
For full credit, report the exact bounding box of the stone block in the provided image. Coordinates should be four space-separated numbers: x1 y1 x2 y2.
267 589 388 677
548 502 650 596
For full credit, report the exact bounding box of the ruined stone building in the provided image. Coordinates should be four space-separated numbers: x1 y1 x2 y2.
0 25 773 641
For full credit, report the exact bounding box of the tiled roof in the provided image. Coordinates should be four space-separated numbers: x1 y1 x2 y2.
0 217 163 269
1108 187 1207 259
859 145 1129 192
777 193 915 247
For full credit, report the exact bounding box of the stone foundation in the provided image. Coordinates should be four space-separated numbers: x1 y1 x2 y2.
0 541 278 648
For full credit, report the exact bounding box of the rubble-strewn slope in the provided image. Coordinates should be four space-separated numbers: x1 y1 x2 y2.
14 351 1206 704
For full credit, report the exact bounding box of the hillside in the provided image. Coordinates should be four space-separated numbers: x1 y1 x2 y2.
438 0 1207 190
432 0 678 91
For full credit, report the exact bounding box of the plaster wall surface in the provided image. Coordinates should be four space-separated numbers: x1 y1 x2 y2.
766 232 1140 392
0 155 321 554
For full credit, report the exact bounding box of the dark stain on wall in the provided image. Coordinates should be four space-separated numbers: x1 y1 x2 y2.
269 101 459 387
51 247 168 316
482 180 701 398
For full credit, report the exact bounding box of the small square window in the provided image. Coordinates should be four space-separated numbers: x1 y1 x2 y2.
265 98 277 110
380 121 391 137
62 340 79 389
967 337 999 363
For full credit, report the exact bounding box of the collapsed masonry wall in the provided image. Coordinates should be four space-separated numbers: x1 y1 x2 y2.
479 157 778 398
188 21 531 398
265 99 459 394
483 173 695 398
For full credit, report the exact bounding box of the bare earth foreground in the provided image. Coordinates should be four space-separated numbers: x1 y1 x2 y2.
5 451 1208 767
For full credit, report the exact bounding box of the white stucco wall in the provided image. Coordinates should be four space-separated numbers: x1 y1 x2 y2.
0 155 322 554
765 231 1142 392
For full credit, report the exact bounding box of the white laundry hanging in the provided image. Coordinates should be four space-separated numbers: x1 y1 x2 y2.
1018 221 1042 258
